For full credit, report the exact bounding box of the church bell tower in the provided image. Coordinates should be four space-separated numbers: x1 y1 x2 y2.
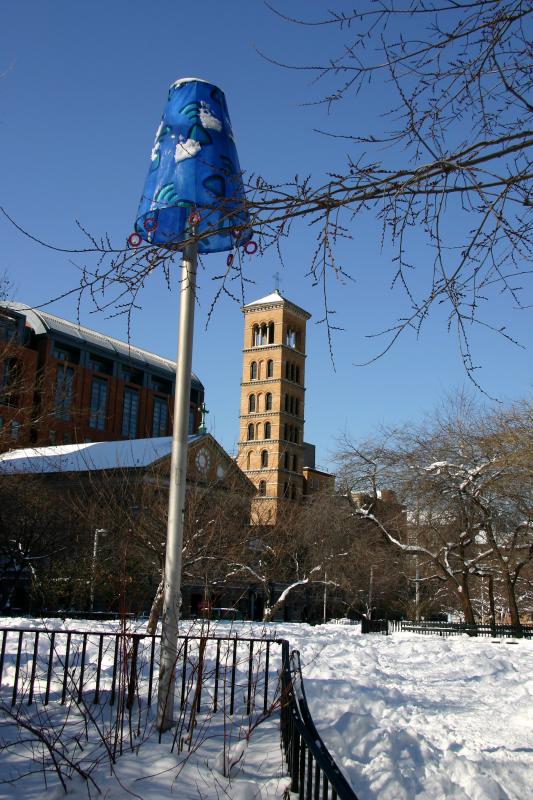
236 290 311 522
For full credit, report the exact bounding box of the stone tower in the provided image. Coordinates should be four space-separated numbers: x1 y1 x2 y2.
236 290 311 522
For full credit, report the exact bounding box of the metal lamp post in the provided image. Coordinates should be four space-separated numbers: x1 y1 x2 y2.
133 77 251 731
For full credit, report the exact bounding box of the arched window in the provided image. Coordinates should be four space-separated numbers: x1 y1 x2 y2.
247 451 252 470
256 422 261 439
286 327 296 348
261 323 267 343
248 394 256 412
290 363 295 382
252 325 259 347
265 392 272 411
258 360 264 380
290 396 295 414
292 454 298 471
268 322 274 344
295 428 299 444
250 361 257 380
264 422 271 439
283 423 288 441
295 398 300 416
247 423 254 441
284 451 289 469
261 449 269 468
259 480 267 496
267 359 273 378
285 361 290 379
295 365 300 384
284 394 289 412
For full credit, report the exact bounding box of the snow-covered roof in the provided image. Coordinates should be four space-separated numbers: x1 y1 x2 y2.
243 290 311 319
0 435 205 475
2 302 203 388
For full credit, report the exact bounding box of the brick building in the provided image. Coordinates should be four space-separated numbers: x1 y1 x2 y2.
236 290 334 522
0 302 204 450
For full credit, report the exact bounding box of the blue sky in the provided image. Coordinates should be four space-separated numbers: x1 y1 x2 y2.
1 1 531 469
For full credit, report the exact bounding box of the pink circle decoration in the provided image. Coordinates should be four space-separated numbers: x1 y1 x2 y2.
144 216 158 232
188 210 201 226
128 232 142 248
244 241 258 255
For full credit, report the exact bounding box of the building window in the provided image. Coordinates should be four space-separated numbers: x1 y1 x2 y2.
290 363 295 381
295 398 300 416
261 449 269 468
268 322 274 344
152 396 168 437
152 375 172 394
1 358 21 407
0 415 3 430
250 361 257 380
247 423 254 441
284 451 289 469
89 378 107 430
286 327 297 348
292 454 298 471
63 432 72 444
267 359 273 378
249 394 256 412
122 387 139 438
296 366 300 384
54 364 74 420
264 422 271 439
265 393 272 411
259 480 267 496
121 365 144 386
247 451 252 470
10 420 20 440
49 430 56 445
88 353 113 375
52 343 80 364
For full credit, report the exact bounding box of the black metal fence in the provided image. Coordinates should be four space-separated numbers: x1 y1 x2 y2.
0 626 357 798
280 646 358 800
362 619 533 638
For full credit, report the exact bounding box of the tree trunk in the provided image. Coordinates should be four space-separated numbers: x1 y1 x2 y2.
458 573 476 624
503 570 521 628
147 577 165 635
488 575 496 632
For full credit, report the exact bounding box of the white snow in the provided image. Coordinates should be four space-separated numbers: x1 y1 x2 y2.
174 137 202 163
0 434 204 474
199 102 222 132
0 618 531 799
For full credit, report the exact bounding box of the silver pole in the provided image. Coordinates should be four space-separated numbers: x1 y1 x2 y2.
323 571 327 624
156 241 198 731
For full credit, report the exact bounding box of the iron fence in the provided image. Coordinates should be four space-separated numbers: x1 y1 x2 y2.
0 625 357 798
362 619 533 638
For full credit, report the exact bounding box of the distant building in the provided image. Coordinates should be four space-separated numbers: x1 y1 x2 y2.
0 302 204 450
236 289 334 522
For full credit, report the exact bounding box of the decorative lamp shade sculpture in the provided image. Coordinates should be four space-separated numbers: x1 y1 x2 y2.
134 77 251 253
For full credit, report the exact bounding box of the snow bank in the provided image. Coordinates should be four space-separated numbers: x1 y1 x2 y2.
0 619 531 799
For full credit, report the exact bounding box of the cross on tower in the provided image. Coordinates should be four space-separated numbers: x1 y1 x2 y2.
273 271 282 291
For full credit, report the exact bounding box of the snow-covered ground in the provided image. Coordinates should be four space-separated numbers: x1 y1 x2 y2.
0 618 531 799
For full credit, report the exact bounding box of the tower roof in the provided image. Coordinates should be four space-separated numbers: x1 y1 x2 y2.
243 290 311 320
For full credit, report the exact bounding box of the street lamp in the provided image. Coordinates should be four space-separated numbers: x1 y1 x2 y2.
134 77 250 731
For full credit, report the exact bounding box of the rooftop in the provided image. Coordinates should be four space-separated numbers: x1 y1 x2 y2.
2 302 203 388
0 434 205 474
243 290 311 320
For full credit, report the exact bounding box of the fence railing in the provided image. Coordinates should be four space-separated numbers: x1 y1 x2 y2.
361 619 533 638
280 646 358 800
0 625 357 798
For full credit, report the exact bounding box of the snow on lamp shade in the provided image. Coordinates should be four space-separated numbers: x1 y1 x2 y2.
135 78 251 253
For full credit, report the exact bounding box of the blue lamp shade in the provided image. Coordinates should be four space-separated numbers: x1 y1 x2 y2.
134 78 251 254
